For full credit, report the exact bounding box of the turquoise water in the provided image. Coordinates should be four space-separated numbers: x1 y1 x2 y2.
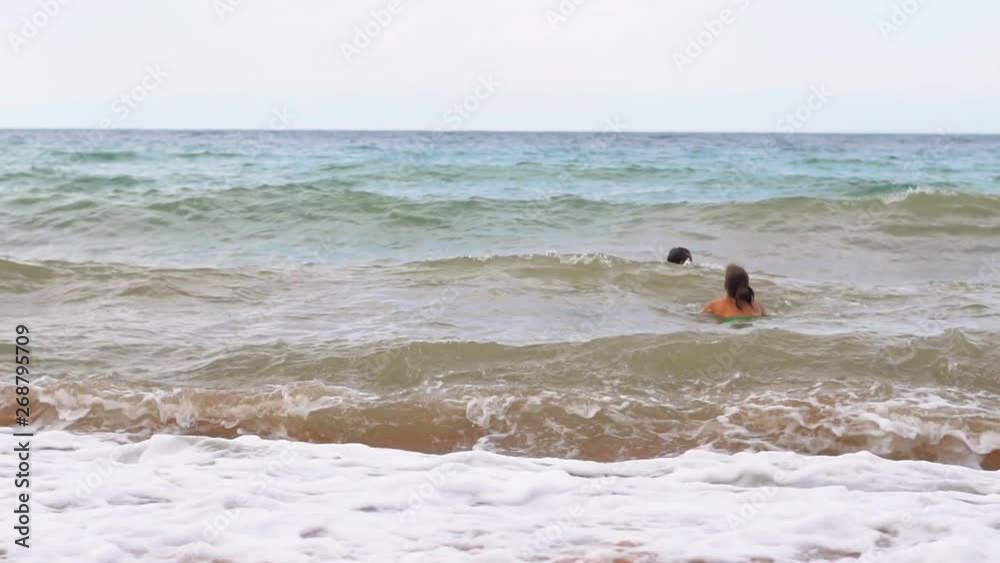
3 131 999 279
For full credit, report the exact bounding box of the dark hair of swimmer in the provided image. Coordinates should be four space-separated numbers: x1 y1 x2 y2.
725 264 755 310
666 247 692 265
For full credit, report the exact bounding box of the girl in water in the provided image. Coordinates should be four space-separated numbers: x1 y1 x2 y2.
703 264 766 321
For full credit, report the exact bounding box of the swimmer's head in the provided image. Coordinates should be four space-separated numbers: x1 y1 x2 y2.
725 264 755 310
666 247 693 265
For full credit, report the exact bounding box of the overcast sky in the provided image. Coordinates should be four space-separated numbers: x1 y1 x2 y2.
2 0 998 132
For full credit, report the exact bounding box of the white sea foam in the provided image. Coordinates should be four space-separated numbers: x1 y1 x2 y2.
877 186 957 205
2 430 999 563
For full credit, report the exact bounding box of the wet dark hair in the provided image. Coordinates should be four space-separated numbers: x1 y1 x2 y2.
666 247 692 265
725 264 755 310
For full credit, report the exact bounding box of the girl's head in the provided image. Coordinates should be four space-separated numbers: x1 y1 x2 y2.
724 264 755 310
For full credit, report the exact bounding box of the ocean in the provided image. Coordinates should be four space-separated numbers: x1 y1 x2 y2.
1 130 999 562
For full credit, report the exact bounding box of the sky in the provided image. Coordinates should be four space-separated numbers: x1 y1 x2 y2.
2 0 998 133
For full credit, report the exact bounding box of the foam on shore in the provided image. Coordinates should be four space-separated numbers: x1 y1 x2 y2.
2 430 998 563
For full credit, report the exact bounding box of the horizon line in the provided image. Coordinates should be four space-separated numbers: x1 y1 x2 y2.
1 127 997 136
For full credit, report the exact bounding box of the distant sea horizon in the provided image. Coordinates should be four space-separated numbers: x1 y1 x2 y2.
4 127 1000 135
